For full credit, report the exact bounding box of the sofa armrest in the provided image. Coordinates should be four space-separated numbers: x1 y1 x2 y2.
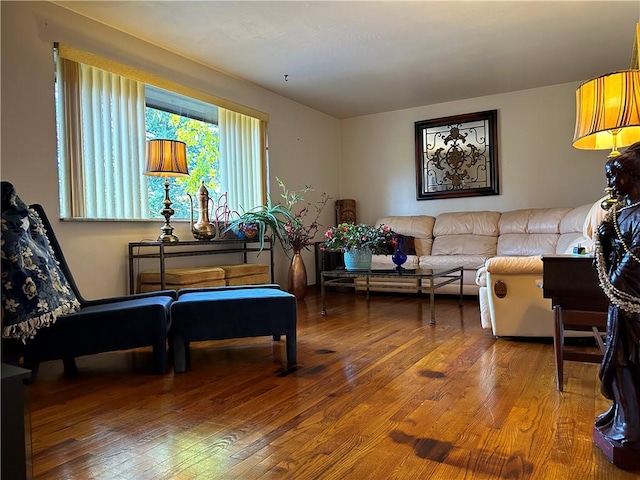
475 266 488 287
485 255 543 275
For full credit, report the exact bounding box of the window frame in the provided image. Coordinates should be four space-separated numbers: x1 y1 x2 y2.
54 43 269 221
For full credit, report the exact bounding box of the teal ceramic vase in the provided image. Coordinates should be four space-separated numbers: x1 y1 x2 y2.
343 248 372 271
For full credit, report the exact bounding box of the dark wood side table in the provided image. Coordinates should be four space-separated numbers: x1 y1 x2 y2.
313 242 344 288
541 255 608 391
2 363 32 480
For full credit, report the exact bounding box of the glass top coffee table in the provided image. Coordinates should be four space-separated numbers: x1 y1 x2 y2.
320 266 464 324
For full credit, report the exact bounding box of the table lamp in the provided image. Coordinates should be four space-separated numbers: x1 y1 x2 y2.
573 69 640 158
144 139 189 242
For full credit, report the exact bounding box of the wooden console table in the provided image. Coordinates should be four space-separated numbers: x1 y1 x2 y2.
128 238 274 294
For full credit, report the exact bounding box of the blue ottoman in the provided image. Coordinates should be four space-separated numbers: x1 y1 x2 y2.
170 285 297 372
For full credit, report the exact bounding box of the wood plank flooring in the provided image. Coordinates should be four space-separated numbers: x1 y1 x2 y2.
25 290 638 479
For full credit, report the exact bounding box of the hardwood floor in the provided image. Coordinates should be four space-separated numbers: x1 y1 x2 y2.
26 290 637 479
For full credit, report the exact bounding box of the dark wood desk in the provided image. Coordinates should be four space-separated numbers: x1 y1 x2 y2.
541 255 609 391
2 364 32 480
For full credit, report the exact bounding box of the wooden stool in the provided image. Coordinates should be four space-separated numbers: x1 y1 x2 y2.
216 264 270 286
137 266 226 293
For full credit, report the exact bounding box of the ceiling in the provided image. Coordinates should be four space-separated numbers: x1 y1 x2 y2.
55 1 640 119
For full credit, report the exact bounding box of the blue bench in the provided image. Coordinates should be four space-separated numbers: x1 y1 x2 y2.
170 285 297 372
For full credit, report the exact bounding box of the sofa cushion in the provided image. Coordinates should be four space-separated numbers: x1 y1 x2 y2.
419 254 488 270
497 233 560 256
432 234 498 256
556 232 589 255
560 203 592 234
555 203 594 254
583 198 608 241
499 207 572 235
386 234 417 255
431 211 500 257
376 215 435 256
433 211 501 237
496 207 573 256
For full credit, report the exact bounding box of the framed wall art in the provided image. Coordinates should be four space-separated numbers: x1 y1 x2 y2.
414 109 499 200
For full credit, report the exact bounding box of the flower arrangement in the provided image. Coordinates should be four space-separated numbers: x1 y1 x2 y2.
323 222 396 254
278 178 331 253
224 178 331 254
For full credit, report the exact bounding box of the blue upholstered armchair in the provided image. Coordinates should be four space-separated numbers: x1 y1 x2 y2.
1 182 175 380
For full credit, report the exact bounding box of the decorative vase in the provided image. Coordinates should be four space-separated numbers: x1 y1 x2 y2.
343 248 372 271
392 237 407 269
287 248 307 300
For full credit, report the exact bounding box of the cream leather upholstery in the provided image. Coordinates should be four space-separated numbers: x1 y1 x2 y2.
356 202 599 337
480 203 597 337
376 215 435 257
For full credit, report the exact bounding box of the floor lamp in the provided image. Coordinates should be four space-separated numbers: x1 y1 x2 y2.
571 26 640 471
144 139 189 242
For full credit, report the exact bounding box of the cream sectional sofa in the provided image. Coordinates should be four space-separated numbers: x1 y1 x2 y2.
361 202 597 337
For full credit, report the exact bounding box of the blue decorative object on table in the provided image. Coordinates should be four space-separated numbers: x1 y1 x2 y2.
392 236 408 270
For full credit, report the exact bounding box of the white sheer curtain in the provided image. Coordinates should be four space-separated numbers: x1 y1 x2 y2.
57 58 147 219
218 108 265 212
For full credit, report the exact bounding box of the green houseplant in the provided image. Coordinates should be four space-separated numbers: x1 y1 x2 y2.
224 202 296 252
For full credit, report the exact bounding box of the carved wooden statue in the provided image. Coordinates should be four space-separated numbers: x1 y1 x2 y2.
593 141 640 470
335 199 356 225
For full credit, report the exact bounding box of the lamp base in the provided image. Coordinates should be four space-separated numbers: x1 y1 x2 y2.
158 232 180 242
156 177 180 242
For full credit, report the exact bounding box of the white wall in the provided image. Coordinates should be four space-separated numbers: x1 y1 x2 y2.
2 2 610 300
341 83 608 225
1 2 340 298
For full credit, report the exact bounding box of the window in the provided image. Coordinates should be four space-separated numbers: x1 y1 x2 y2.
145 86 220 220
54 44 268 221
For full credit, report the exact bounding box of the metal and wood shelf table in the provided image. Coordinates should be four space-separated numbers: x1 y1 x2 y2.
128 238 274 294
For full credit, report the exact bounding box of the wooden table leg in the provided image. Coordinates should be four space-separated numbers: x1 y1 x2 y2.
553 305 564 391
321 274 327 316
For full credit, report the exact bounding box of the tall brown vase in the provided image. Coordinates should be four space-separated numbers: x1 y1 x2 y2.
288 249 307 300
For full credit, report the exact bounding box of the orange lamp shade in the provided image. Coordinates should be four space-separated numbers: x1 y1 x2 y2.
144 139 189 177
573 70 640 151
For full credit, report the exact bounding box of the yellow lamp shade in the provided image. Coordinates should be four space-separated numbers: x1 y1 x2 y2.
144 139 189 177
573 70 640 152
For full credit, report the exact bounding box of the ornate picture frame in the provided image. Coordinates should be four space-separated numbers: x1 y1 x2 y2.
414 110 499 200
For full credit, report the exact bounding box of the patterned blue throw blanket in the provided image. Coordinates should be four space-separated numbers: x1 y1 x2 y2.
1 182 80 342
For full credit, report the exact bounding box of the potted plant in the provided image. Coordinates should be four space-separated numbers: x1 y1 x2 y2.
323 222 395 270
225 202 295 252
